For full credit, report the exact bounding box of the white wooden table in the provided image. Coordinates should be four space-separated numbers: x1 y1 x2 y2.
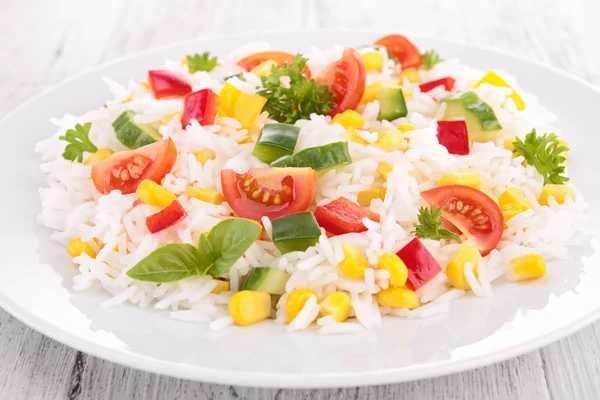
1 0 599 398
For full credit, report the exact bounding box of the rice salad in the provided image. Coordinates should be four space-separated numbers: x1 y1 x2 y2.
36 34 586 334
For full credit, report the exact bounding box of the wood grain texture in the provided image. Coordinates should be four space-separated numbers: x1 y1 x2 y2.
1 0 599 398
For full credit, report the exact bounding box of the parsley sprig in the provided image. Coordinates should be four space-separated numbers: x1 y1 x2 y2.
257 54 335 123
512 129 569 185
413 206 462 243
422 50 443 70
59 122 97 162
185 52 218 73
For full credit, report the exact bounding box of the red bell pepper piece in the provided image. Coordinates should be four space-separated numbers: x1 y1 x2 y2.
437 120 470 155
419 77 455 93
147 70 193 100
146 200 187 233
181 89 219 128
314 197 380 235
396 238 442 290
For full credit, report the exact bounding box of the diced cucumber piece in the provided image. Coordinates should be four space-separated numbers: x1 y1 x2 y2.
252 123 300 164
113 110 162 149
272 212 321 254
442 91 503 142
377 87 407 121
240 267 291 295
270 141 351 171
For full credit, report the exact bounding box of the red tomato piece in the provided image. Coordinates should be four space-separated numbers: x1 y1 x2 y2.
182 89 219 128
396 238 442 290
236 51 312 79
315 48 366 117
147 70 192 99
91 139 177 195
437 120 470 155
221 168 317 221
419 77 455 93
421 185 504 256
314 197 380 235
374 34 422 70
146 200 187 234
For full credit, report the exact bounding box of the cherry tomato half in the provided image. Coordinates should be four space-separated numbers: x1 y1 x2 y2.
315 48 366 117
421 185 504 256
147 70 192 100
91 138 177 195
220 168 318 221
374 34 422 70
236 51 312 79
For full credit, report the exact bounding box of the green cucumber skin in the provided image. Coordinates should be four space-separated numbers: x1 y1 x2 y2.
442 91 502 142
271 212 321 254
274 237 320 254
270 141 351 171
113 110 161 149
252 123 300 164
241 267 290 295
377 87 408 121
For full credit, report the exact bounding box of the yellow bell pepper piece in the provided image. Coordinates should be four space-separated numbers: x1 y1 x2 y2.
186 187 225 205
377 288 419 309
338 244 369 279
357 188 387 207
445 244 482 290
360 81 398 105
539 184 575 206
333 110 365 129
510 254 546 281
194 149 216 166
320 292 352 322
250 60 278 77
286 289 319 323
361 51 384 72
377 161 393 180
377 253 408 287
66 238 97 259
219 83 242 116
399 68 419 84
234 92 267 129
228 290 272 326
475 71 525 111
136 179 176 207
83 148 114 166
439 169 482 187
211 279 230 294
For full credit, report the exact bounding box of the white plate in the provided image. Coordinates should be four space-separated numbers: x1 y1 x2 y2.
1 32 599 388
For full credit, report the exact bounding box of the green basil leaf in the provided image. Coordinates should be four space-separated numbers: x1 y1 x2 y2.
207 218 262 277
126 243 203 283
197 234 217 271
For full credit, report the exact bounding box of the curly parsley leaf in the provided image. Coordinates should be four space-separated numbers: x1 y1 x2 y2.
256 54 335 123
413 206 462 243
223 72 246 82
512 129 569 185
59 122 97 163
186 52 218 73
422 49 443 70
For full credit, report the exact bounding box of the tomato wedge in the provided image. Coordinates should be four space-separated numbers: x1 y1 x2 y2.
182 89 219 127
421 185 504 256
315 48 366 117
91 139 177 195
236 51 312 79
314 197 380 235
146 200 187 233
374 34 422 70
221 168 317 221
147 70 192 99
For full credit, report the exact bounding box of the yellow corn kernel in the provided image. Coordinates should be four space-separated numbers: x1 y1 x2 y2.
439 169 482 187
83 148 114 165
377 253 408 288
338 244 369 279
361 51 384 72
539 184 575 206
377 288 419 309
136 180 176 207
219 83 243 116
499 187 533 212
346 128 368 145
378 128 407 150
320 292 352 322
397 123 416 133
250 59 278 77
445 244 482 290
475 71 525 111
194 149 216 166
377 161 393 180
399 68 420 84
502 202 523 227
228 290 272 326
211 279 230 294
186 186 225 205
333 110 365 130
360 81 397 105
357 188 387 207
510 254 546 281
234 92 267 129
286 289 319 323
66 238 97 259
504 136 516 152
237 135 254 144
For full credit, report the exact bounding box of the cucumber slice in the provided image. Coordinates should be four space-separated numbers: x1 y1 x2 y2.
272 212 321 254
252 123 300 164
377 87 407 121
241 267 290 295
113 110 162 149
442 91 502 142
270 141 351 171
